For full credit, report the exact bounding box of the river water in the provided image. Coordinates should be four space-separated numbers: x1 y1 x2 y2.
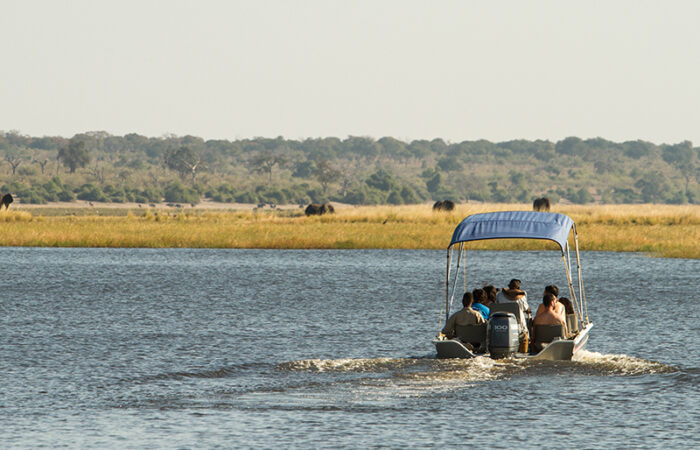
1 248 698 448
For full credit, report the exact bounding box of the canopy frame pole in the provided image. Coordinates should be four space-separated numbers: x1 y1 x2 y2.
573 225 588 324
444 247 452 324
449 243 464 317
562 241 583 325
462 243 466 295
443 243 464 327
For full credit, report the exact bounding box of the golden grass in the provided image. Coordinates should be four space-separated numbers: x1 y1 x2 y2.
1 204 698 258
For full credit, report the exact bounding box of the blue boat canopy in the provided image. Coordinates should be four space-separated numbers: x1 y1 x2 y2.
449 211 575 251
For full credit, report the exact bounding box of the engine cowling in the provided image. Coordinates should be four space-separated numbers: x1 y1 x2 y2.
488 312 519 358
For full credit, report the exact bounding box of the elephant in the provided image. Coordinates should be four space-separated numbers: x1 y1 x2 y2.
305 203 335 216
1 193 13 210
533 197 551 212
432 200 455 211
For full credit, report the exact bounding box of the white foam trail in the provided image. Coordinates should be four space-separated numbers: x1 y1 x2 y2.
572 350 675 375
277 356 522 385
277 357 421 373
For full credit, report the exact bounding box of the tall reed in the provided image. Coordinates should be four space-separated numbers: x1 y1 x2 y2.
3 204 698 258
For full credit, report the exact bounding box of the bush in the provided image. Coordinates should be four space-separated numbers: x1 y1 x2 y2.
305 187 324 203
387 190 403 205
400 186 420 204
258 188 288 204
141 188 163 203
18 166 38 176
58 190 76 202
342 186 386 205
18 189 47 204
235 191 258 203
77 184 108 202
164 182 200 204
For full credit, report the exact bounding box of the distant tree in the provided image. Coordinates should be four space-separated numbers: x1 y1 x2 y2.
662 141 696 198
251 149 287 184
293 160 315 178
408 140 432 159
164 146 203 183
387 190 403 205
314 158 341 194
622 140 655 159
378 137 410 164
426 172 441 194
555 136 584 156
4 152 25 175
400 185 420 204
635 172 670 203
343 136 380 160
365 169 397 192
437 155 463 172
33 158 49 174
88 163 106 184
58 139 90 173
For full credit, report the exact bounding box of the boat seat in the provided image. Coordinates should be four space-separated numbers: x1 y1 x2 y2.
455 323 487 353
532 324 567 352
566 313 579 334
490 302 525 328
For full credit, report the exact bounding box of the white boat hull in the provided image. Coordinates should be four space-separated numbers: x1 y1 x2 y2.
434 323 593 361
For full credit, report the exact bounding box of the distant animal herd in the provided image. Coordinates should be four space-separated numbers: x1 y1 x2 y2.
0 194 553 215
302 198 551 215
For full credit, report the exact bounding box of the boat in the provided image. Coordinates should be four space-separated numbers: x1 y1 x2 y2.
433 211 593 361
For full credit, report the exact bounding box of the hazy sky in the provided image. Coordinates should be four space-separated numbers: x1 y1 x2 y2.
2 0 699 145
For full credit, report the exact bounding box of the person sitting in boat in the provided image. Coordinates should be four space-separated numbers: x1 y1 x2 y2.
441 292 486 338
535 285 566 320
483 285 499 307
496 278 531 321
559 297 574 315
496 279 531 352
471 288 490 320
532 293 568 350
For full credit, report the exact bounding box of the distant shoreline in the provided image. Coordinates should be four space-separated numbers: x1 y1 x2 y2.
2 203 698 259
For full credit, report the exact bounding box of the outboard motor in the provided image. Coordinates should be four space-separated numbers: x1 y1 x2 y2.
488 312 519 358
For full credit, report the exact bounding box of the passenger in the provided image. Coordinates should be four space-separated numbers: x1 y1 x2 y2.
559 297 575 315
535 285 566 320
532 293 568 347
496 278 532 320
441 292 486 339
471 288 490 320
495 278 530 353
483 285 499 307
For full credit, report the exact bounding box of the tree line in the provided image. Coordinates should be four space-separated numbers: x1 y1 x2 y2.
0 131 698 205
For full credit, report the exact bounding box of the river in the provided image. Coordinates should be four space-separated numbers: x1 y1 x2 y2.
1 248 698 448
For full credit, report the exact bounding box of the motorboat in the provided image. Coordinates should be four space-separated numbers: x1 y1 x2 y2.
433 211 593 361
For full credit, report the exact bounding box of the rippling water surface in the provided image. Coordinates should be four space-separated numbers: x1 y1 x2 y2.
1 248 698 448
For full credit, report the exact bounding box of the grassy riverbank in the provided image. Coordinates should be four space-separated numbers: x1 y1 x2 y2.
1 203 698 258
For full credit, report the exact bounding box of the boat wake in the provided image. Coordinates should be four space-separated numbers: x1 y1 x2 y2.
570 350 676 375
278 351 676 382
278 356 521 384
